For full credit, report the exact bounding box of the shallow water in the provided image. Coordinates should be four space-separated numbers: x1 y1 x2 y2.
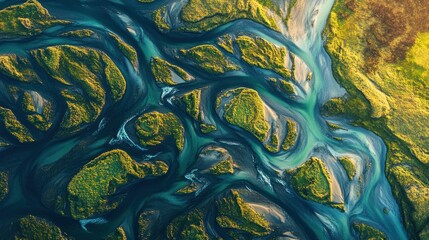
0 0 407 239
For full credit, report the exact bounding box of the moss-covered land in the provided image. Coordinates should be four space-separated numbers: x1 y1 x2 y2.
21 91 53 132
0 0 68 37
106 227 127 240
218 88 269 143
216 190 271 237
135 111 184 151
151 57 193 85
67 149 168 219
210 157 234 175
176 183 198 194
153 6 170 31
236 35 291 78
61 29 94 38
14 215 68 240
0 106 34 143
109 33 138 67
217 34 234 53
138 210 158 240
290 157 331 204
180 89 201 121
338 157 356 180
353 223 387 240
0 55 40 83
166 209 209 240
325 0 429 237
282 119 297 151
180 44 239 74
200 123 216 134
31 45 126 133
180 0 280 32
0 171 8 202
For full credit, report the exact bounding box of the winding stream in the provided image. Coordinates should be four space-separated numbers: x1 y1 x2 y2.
0 0 408 239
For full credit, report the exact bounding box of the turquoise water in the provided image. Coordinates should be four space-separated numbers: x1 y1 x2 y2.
0 0 407 239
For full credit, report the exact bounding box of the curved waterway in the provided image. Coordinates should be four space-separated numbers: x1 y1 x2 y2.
0 0 407 239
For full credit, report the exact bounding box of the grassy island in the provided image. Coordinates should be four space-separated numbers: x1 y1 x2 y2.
153 6 170 31
217 34 234 53
176 183 198 194
180 89 201 121
210 157 234 175
338 157 356 180
109 33 138 67
14 215 67 240
61 29 94 38
353 223 387 240
282 119 298 151
236 35 291 78
67 149 168 219
106 227 127 240
200 123 216 134
325 0 429 237
218 88 269 143
180 0 280 32
180 44 239 74
216 190 271 237
151 57 193 85
0 55 40 83
31 45 126 133
0 106 34 143
290 157 331 204
166 209 209 240
0 171 8 202
0 0 69 37
135 111 184 151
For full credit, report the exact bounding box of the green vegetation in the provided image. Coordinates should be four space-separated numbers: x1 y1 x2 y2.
265 130 279 153
106 227 127 240
21 92 36 113
353 223 387 240
236 35 291 78
0 106 34 143
14 215 67 240
290 157 331 204
200 123 216 133
166 209 209 240
61 29 94 38
282 119 297 151
109 33 138 67
180 44 239 74
210 157 234 175
279 79 295 94
153 6 170 31
285 0 297 23
325 0 429 237
151 57 193 85
138 210 157 240
180 89 201 121
135 111 184 151
338 157 356 180
326 121 344 131
0 55 40 82
0 171 8 202
67 149 168 219
180 0 280 32
216 190 271 237
176 183 198 194
0 0 69 37
217 34 234 53
218 88 269 143
31 45 126 133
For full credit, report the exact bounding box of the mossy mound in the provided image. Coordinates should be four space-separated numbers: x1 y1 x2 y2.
180 0 280 32
109 33 138 67
31 45 126 133
67 149 168 219
0 55 40 83
353 223 387 240
151 57 193 85
236 35 291 78
216 190 271 237
153 6 170 31
217 87 269 143
0 0 68 37
180 44 239 74
179 89 201 121
166 209 209 240
105 227 127 240
217 34 234 53
14 215 68 240
338 157 356 180
135 111 184 151
209 157 234 175
0 106 34 143
0 171 8 202
176 183 198 195
282 119 298 151
60 29 94 38
290 157 332 204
